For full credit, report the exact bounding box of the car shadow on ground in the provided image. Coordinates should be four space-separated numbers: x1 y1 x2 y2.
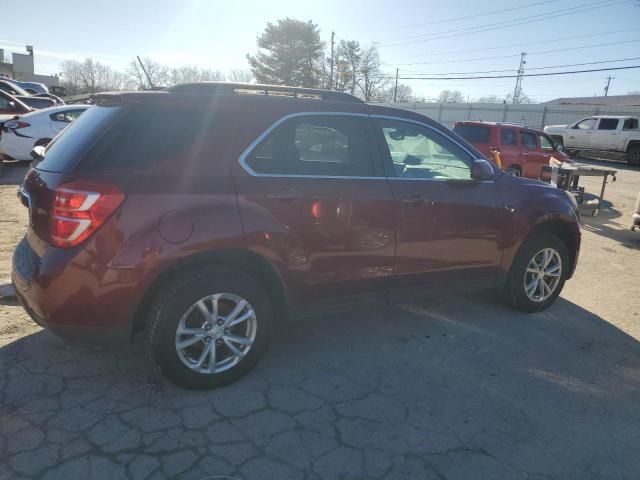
1 293 639 479
0 161 29 186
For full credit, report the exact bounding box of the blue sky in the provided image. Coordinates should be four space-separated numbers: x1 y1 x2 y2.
1 0 639 101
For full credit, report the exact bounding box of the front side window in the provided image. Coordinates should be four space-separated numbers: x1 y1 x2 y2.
0 96 9 109
500 128 517 146
245 115 376 177
378 119 474 180
597 118 619 130
539 134 554 151
520 131 537 149
575 118 596 130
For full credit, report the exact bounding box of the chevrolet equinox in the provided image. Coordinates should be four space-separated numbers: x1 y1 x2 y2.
12 83 581 389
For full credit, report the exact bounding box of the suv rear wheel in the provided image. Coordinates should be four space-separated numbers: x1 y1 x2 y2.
503 232 568 312
146 267 272 390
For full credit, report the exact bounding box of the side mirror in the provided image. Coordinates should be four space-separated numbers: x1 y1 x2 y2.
554 143 564 152
471 158 494 180
31 145 46 162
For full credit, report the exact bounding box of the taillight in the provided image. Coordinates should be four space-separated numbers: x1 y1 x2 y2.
49 182 125 248
4 120 30 129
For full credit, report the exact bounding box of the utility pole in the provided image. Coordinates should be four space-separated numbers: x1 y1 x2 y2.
329 31 335 90
604 76 614 96
393 68 399 103
136 56 154 89
512 52 527 104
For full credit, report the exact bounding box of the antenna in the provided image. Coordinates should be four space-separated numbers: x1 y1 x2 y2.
136 56 154 89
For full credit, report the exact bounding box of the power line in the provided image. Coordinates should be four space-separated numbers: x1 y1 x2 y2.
393 65 640 81
391 39 640 66
402 28 638 59
380 0 630 47
397 56 640 76
386 0 556 30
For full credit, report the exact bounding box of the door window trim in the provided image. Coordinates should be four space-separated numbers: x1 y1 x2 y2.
237 112 491 181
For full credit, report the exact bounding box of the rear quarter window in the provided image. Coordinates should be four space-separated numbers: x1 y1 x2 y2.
453 124 491 144
37 106 121 172
81 105 213 172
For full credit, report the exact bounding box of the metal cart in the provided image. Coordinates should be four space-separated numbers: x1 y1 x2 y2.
540 164 617 217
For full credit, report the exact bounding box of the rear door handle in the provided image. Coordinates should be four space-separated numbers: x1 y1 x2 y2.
401 193 434 207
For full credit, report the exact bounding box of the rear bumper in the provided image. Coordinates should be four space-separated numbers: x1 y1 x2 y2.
11 236 147 346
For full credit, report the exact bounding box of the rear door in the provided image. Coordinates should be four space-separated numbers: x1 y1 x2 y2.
497 127 520 170
591 118 620 149
519 130 546 178
373 116 503 295
233 113 396 307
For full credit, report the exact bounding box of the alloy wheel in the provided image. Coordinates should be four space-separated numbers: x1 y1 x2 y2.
523 248 562 302
175 293 257 374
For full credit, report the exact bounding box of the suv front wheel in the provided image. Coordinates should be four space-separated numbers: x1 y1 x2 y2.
146 267 272 390
504 232 568 312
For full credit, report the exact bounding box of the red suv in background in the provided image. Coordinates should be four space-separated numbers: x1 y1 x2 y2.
12 83 581 389
454 121 571 179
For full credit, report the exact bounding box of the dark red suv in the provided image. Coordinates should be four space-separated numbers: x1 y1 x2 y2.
12 83 581 389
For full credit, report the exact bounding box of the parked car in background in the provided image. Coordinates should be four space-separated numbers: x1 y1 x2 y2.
544 116 640 165
0 90 33 116
0 79 58 110
49 85 67 97
3 78 50 95
12 83 580 390
0 104 89 160
454 121 571 178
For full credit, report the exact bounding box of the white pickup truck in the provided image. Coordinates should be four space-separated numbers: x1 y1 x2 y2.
544 115 640 165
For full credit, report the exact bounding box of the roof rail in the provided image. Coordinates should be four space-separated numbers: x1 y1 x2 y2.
166 82 363 103
497 121 528 128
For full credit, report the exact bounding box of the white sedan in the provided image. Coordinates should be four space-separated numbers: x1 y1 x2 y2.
0 105 90 161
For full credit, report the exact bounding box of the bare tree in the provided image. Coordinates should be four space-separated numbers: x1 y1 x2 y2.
476 95 503 103
357 44 387 101
60 59 83 95
60 58 127 94
128 57 169 89
169 66 225 86
437 90 465 103
335 40 361 95
228 69 253 83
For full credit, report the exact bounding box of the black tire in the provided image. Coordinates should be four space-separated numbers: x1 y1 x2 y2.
627 146 640 166
503 232 569 313
506 165 522 177
146 267 272 390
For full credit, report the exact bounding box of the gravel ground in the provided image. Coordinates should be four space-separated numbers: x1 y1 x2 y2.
0 159 638 479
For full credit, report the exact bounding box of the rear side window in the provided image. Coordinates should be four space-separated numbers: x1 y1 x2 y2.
37 106 120 172
500 128 517 145
623 118 639 130
520 131 537 149
245 115 377 177
597 118 619 130
453 124 491 143
82 105 208 171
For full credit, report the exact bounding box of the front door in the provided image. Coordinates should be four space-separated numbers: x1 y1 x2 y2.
233 113 396 306
372 117 503 296
567 117 596 148
519 129 546 179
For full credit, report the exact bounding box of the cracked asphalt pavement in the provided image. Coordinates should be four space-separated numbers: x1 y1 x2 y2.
1 160 639 479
